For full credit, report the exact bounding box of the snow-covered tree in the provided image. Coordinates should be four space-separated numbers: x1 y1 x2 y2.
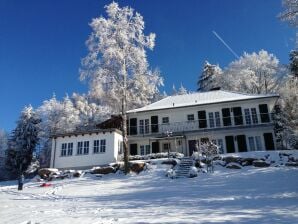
278 75 298 149
0 129 8 156
289 50 298 77
80 2 163 173
80 2 163 112
177 83 188 95
279 0 298 27
72 93 111 128
223 50 282 94
278 0 298 47
6 106 40 178
197 61 223 92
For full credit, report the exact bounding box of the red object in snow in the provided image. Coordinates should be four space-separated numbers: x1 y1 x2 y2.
40 183 52 187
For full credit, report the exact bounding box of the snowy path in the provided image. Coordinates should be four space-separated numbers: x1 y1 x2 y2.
0 165 298 224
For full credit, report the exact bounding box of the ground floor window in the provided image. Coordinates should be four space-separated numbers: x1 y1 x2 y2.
83 141 89 154
248 136 262 151
67 143 73 156
140 145 150 155
100 139 106 153
163 143 171 151
77 142 83 155
61 143 67 156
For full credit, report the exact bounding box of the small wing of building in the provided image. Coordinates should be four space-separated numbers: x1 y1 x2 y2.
50 128 123 170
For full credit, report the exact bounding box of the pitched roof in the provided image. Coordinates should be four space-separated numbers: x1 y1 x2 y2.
127 90 279 113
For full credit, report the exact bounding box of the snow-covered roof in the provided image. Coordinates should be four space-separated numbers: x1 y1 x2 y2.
127 90 279 113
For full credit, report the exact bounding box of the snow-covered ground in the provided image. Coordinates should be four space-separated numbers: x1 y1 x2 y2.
0 152 298 224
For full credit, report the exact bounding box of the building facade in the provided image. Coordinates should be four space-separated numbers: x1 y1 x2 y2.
50 129 123 169
127 90 279 156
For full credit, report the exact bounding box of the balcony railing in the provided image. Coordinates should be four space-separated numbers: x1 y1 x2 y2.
128 113 275 137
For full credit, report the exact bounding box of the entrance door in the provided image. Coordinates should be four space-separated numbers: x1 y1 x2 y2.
188 140 197 156
263 133 275 150
130 144 138 155
236 135 247 152
225 136 235 153
152 141 160 153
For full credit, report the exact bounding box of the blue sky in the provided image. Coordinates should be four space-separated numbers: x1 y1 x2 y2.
0 0 295 132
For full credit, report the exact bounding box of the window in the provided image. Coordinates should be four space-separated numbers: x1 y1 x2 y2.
61 143 67 156
248 137 256 151
118 140 123 154
67 143 73 156
83 141 89 154
94 140 99 153
255 136 262 151
251 108 258 124
145 145 150 154
222 108 232 126
139 119 149 134
163 143 171 151
162 117 169 124
208 112 215 128
215 112 221 127
259 104 270 123
140 145 145 155
198 110 207 128
145 119 149 134
100 139 106 153
217 139 224 154
139 120 144 134
244 108 251 125
77 142 83 155
187 114 194 121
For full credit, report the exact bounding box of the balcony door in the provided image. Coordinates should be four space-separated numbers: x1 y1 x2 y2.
151 116 159 133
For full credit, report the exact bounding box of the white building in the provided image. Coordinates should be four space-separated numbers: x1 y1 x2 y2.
50 129 123 169
50 90 279 169
126 90 279 156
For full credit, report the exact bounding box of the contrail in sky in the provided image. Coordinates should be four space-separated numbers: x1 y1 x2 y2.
212 30 239 59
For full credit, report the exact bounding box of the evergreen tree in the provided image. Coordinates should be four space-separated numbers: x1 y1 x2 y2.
197 61 222 92
289 50 298 77
6 106 41 179
177 83 188 95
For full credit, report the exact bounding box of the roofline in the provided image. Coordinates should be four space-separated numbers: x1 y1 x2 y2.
50 128 122 139
126 95 279 114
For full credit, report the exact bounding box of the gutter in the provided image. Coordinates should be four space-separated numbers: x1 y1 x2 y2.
52 138 57 168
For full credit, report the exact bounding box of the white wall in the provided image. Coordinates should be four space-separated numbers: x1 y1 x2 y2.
50 131 122 169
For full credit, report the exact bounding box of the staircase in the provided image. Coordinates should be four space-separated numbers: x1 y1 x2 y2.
175 157 194 178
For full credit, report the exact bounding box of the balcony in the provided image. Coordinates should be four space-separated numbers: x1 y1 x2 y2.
128 113 275 137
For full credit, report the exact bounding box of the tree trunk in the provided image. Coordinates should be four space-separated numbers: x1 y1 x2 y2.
122 63 130 174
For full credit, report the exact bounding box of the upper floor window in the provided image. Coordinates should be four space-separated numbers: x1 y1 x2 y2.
259 104 270 123
244 108 251 125
215 112 221 127
94 140 99 153
139 119 149 134
100 139 106 153
208 112 215 128
251 108 258 124
187 114 194 121
118 140 123 154
222 108 232 126
61 143 67 157
77 142 83 155
83 141 89 154
67 143 73 156
162 117 169 124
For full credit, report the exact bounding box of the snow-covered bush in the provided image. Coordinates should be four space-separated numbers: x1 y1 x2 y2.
188 166 198 178
129 152 184 161
166 169 176 179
